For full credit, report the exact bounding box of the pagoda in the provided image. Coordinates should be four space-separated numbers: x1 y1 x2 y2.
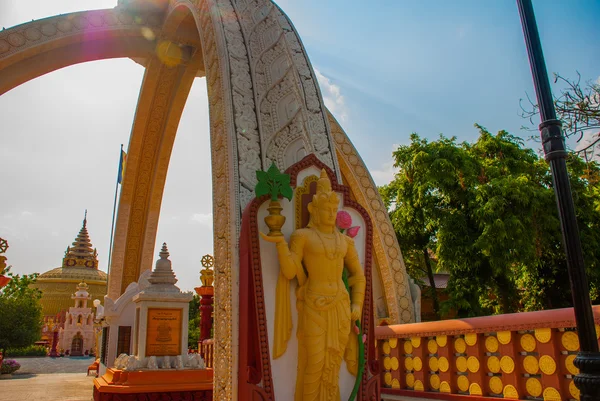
31 212 107 318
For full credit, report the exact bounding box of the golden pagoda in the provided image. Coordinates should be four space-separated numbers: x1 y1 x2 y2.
31 212 107 317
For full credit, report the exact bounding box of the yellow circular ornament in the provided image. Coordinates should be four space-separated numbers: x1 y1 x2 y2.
414 380 424 391
455 337 467 353
413 357 423 371
428 339 438 354
438 356 449 372
543 387 562 401
469 383 483 396
565 354 579 375
487 356 501 373
497 331 512 345
539 355 557 375
456 356 468 372
520 333 537 352
535 328 552 343
404 340 413 354
411 337 422 348
405 356 414 371
384 372 392 386
465 333 478 346
489 376 503 395
391 357 399 371
503 384 519 400
485 336 499 353
436 335 448 347
382 341 391 355
430 374 441 390
467 356 480 373
384 357 392 370
429 356 439 372
570 380 580 400
562 331 580 351
440 381 451 393
526 378 542 397
523 355 539 374
389 338 398 349
457 375 469 392
500 356 515 374
392 378 400 389
406 373 415 387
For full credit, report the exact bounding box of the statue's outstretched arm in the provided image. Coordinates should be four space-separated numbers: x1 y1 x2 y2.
345 237 366 320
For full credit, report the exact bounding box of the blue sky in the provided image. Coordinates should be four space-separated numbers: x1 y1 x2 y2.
0 1 598 291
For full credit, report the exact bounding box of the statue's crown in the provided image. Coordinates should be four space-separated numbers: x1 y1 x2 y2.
316 169 332 194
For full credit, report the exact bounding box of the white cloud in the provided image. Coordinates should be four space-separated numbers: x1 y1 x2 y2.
314 69 348 123
190 213 213 226
368 144 401 187
21 211 33 217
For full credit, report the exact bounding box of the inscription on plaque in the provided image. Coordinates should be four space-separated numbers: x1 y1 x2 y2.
146 308 182 356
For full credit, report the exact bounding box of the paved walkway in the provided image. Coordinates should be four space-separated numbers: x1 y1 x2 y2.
0 357 96 401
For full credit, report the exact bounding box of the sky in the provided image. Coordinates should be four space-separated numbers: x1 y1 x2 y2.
0 0 598 293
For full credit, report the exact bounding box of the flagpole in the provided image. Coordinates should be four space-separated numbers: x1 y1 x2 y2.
107 144 123 274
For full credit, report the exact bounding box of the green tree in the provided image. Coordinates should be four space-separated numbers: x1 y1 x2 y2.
0 267 43 350
188 294 200 349
382 126 600 318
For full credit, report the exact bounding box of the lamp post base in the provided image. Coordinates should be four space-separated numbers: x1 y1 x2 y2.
574 351 600 401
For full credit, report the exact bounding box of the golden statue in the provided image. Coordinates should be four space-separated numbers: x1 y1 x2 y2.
261 169 366 401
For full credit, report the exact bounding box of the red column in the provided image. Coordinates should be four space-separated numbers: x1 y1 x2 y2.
49 330 59 358
195 286 214 341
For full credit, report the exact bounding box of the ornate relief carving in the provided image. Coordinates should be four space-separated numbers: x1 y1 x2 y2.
328 111 413 324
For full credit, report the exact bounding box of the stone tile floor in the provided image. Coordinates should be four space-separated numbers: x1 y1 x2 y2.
0 357 96 401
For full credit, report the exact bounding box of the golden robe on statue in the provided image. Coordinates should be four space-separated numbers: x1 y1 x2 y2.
263 170 366 401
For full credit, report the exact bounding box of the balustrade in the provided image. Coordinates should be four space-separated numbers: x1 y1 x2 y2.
376 306 600 400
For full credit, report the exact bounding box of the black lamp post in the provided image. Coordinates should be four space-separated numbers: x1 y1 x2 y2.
517 0 600 399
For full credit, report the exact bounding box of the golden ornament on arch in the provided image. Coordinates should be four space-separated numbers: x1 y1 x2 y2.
469 383 483 396
391 356 399 371
503 384 519 399
456 356 468 372
485 335 499 353
413 356 423 371
534 327 552 343
411 337 421 348
526 378 542 397
565 354 579 375
487 356 501 373
543 387 561 401
382 341 391 355
457 375 469 392
489 376 503 395
562 331 580 351
430 374 441 390
539 355 556 375
428 339 438 354
497 330 512 345
383 357 392 370
384 372 392 386
388 338 398 349
438 356 449 372
429 356 439 372
414 380 424 391
500 356 515 374
404 340 413 354
465 333 478 346
467 356 480 373
520 333 536 352
406 373 415 387
436 335 448 347
454 337 467 353
440 381 451 393
404 356 414 371
523 355 539 374
569 380 580 400
391 378 400 389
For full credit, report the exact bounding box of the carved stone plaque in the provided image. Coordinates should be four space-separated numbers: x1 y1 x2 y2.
145 308 182 356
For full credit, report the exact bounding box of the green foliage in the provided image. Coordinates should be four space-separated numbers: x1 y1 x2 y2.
0 267 43 350
255 162 293 202
188 294 200 349
5 345 47 357
382 126 600 318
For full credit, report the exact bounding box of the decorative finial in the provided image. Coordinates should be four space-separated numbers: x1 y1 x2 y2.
160 242 170 259
200 254 215 287
147 242 178 287
83 210 87 227
0 238 8 254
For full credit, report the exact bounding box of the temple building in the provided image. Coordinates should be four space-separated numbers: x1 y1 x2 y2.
31 214 108 317
58 281 97 356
